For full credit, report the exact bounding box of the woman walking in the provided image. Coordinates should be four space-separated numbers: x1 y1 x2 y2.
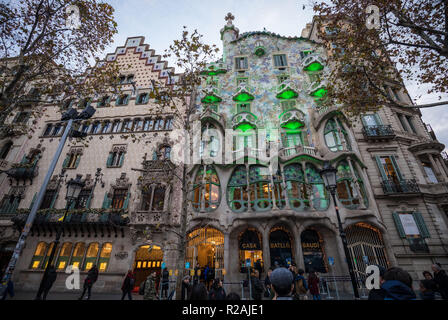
308 271 321 300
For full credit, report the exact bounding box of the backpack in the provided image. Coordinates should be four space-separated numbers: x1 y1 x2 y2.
296 278 307 294
139 280 146 295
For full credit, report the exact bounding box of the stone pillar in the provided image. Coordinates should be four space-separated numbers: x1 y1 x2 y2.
296 225 305 270
262 227 271 269
437 156 448 178
435 156 448 181
429 153 442 177
223 231 230 281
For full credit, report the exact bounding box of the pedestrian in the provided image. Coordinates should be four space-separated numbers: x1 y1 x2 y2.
288 263 297 295
250 269 264 300
264 267 274 299
36 265 57 300
181 276 192 300
78 264 99 300
226 292 241 300
294 268 308 300
368 265 387 300
190 282 208 300
419 279 436 300
193 265 200 285
432 263 448 300
208 278 226 300
1 272 14 300
381 267 416 300
254 259 263 279
308 270 321 300
121 269 135 300
270 267 294 300
161 267 169 299
143 272 158 300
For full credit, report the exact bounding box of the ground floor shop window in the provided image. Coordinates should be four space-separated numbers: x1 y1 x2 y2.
238 228 263 273
269 227 294 268
301 229 327 273
133 244 164 289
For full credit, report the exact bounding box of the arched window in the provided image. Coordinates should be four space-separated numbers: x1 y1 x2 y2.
83 242 99 271
0 141 12 159
56 242 73 270
273 170 285 208
192 165 221 212
200 124 220 158
70 242 86 269
336 160 367 209
42 242 59 269
98 243 112 272
249 165 273 211
30 242 47 269
281 128 304 156
305 164 329 210
324 118 351 152
284 164 309 211
227 165 248 213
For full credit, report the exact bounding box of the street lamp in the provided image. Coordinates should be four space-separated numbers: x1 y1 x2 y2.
320 161 360 299
35 174 85 300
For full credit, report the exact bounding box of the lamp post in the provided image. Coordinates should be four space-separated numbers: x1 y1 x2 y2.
35 174 85 299
0 105 96 296
320 161 360 299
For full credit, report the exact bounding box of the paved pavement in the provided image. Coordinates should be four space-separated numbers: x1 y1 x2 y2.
7 290 144 300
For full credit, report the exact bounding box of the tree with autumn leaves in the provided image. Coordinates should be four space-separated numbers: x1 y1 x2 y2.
312 0 448 117
0 0 120 134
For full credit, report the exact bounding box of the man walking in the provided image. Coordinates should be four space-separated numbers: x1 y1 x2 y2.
121 270 135 300
432 263 448 300
161 267 169 299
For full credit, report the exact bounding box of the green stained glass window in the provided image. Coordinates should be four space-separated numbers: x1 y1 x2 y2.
305 164 329 210
324 118 351 152
233 92 254 102
192 165 221 212
273 170 285 208
304 62 324 72
284 164 309 211
227 165 249 213
277 89 298 100
249 166 272 211
201 94 222 104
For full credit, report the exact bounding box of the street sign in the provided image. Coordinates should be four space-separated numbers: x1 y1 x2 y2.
161 262 166 269
245 258 251 267
328 257 335 266
185 262 190 269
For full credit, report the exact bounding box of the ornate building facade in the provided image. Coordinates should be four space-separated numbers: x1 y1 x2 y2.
0 14 447 296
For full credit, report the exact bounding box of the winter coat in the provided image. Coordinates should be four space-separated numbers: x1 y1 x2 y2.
181 281 192 300
381 280 416 300
250 275 264 300
208 287 226 300
161 269 169 285
295 275 308 294
308 275 320 295
368 288 387 300
434 270 448 299
121 273 135 291
143 275 157 300
85 267 98 285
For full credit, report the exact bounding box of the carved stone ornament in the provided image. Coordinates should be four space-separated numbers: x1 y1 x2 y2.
115 251 129 260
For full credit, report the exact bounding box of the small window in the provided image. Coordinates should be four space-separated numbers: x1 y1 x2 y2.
98 243 112 272
235 57 248 70
122 119 133 132
273 54 287 67
111 188 127 209
134 118 144 131
164 117 173 130
237 77 248 86
14 112 30 124
111 121 122 133
236 103 250 113
101 121 111 134
90 122 101 134
52 124 63 136
81 123 90 134
143 118 154 131
75 188 91 209
118 75 126 84
83 243 99 271
39 189 57 209
116 94 129 106
66 153 81 169
97 96 110 107
107 151 125 167
154 118 164 130
30 242 47 269
136 93 149 104
43 124 53 136
405 115 417 134
422 162 438 183
127 75 134 83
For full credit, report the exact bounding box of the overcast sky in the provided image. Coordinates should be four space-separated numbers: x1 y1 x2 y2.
104 0 448 150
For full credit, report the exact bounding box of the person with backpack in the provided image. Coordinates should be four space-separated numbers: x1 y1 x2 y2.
121 270 135 300
143 272 158 300
161 267 169 299
78 265 99 300
294 269 308 300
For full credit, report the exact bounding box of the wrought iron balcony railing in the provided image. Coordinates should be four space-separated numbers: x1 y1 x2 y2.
381 179 420 194
362 125 395 139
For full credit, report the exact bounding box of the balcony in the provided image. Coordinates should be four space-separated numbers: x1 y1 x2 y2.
279 145 317 158
200 86 223 104
232 111 257 130
276 80 298 100
132 211 169 225
5 162 38 184
232 83 254 103
362 125 395 141
307 79 327 100
302 53 325 72
200 107 225 128
381 179 420 195
0 123 27 138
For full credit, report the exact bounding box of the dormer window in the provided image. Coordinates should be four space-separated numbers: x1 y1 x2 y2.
97 96 110 107
235 57 248 71
273 54 287 68
118 75 126 84
116 94 129 106
126 75 134 83
136 93 149 104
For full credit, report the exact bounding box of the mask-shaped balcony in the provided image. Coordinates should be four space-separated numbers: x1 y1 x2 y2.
302 53 325 72
201 86 223 104
276 80 298 100
279 109 305 129
200 61 227 76
232 83 255 103
308 80 328 100
232 112 257 130
200 106 225 128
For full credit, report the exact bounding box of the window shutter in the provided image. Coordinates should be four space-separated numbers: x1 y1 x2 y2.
101 192 111 209
413 212 430 238
392 212 407 239
119 153 125 167
29 193 37 210
153 151 158 160
74 155 81 169
390 156 403 180
106 153 113 167
374 156 388 181
123 189 131 209
62 155 69 168
10 197 20 214
49 190 58 209
124 95 129 105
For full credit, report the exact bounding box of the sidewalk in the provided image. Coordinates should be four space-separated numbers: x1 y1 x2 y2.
7 290 144 300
